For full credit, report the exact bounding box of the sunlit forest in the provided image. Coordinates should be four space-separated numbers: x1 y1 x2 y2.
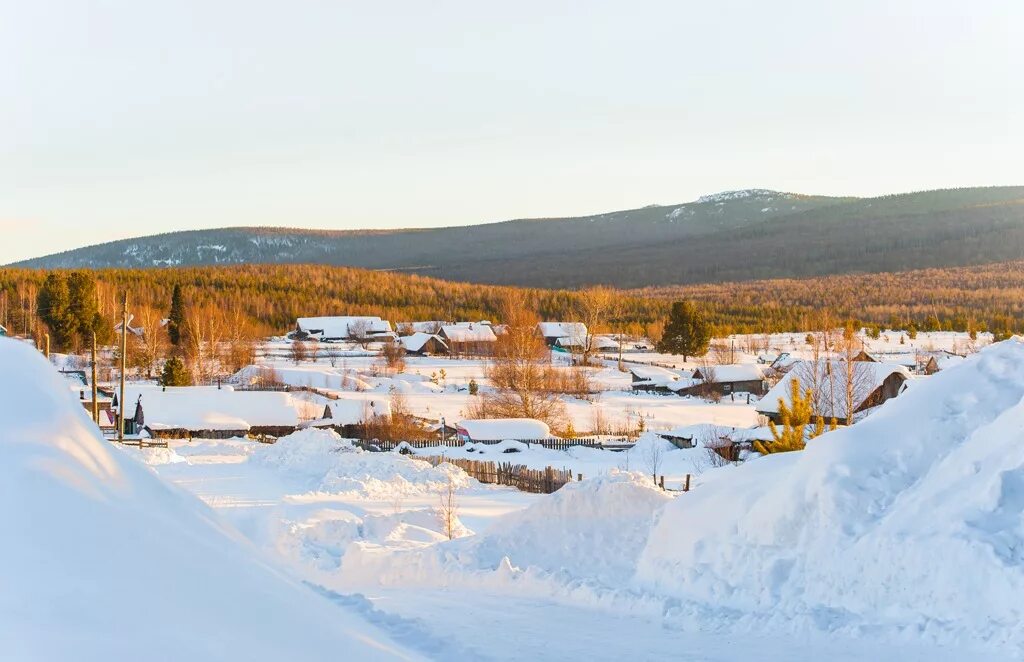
2 260 1023 348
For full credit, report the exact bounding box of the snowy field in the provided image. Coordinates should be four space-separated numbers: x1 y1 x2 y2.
5 332 1020 661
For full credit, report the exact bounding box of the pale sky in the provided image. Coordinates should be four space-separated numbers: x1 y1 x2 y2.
2 0 1022 264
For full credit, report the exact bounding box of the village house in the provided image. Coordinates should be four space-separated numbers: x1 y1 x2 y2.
537 322 588 348
397 332 449 356
438 323 497 357
684 364 768 397
456 418 552 443
294 316 394 342
628 364 693 393
757 359 910 425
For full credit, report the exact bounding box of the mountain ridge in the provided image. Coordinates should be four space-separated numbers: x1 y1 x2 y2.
13 186 1024 288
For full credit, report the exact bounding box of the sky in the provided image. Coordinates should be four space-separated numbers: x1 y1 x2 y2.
2 0 1022 264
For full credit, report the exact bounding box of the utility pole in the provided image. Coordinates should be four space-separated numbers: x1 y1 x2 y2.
118 292 128 441
91 331 99 424
44 333 50 360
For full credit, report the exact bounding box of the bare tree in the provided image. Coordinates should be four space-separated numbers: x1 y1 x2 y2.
642 439 665 486
438 473 460 541
575 286 618 367
380 339 406 375
290 339 310 365
347 319 372 349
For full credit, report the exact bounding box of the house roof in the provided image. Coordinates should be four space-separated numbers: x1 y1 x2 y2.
296 316 392 338
398 332 447 352
692 363 766 383
440 324 497 343
862 351 919 368
756 359 910 419
628 364 680 382
457 418 552 440
537 322 588 340
123 385 320 431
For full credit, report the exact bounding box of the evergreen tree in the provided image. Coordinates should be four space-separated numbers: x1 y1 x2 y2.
754 380 830 455
160 356 192 386
167 284 187 346
657 300 711 361
37 273 75 350
67 271 104 349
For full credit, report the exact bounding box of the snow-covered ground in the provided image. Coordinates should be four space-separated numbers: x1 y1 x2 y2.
7 330 1018 661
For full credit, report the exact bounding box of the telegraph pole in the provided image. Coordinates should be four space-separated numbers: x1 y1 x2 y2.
118 292 128 441
91 331 99 424
44 333 50 360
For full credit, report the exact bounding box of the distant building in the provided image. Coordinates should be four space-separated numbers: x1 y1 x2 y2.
757 360 910 425
456 418 552 443
438 323 497 357
686 364 768 396
397 332 448 356
537 322 588 348
295 316 394 342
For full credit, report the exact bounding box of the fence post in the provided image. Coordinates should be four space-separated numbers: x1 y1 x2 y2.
577 473 582 481
684 474 691 492
659 475 665 490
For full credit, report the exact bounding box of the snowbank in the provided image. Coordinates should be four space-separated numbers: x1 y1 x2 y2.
0 339 415 661
636 341 1024 649
252 428 472 498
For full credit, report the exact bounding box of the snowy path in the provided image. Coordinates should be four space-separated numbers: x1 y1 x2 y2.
142 440 1007 662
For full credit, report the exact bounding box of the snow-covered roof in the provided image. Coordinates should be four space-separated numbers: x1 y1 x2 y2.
935 354 966 370
628 364 681 383
326 398 390 425
756 359 910 419
398 332 447 352
538 322 588 341
457 418 552 440
397 321 446 334
692 364 766 383
123 385 320 431
440 324 497 343
863 351 919 368
296 316 393 339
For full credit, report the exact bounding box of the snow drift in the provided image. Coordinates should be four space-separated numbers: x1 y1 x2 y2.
0 339 416 661
636 340 1024 648
252 428 471 498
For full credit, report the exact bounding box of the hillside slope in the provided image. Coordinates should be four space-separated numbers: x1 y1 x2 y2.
14 187 1024 288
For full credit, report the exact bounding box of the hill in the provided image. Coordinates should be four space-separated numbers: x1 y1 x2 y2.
22 187 1024 288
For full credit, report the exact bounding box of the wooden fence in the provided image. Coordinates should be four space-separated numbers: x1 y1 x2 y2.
360 437 630 453
421 456 575 494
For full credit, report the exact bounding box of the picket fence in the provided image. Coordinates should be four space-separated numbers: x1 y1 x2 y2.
421 456 576 494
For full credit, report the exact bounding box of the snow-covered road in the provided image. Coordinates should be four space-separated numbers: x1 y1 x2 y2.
136 438 1005 661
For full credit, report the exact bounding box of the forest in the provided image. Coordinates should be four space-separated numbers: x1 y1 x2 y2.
2 259 1023 353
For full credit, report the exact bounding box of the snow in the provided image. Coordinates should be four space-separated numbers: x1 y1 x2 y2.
456 417 551 441
296 316 393 340
123 384 322 430
0 338 416 661
636 341 1024 650
438 323 497 343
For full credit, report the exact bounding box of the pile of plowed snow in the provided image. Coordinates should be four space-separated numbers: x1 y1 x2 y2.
636 340 1024 648
0 339 415 661
252 428 471 498
339 470 670 593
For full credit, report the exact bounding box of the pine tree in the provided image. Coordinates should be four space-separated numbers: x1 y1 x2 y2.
754 380 827 455
37 273 75 350
67 271 104 349
657 300 711 361
168 284 187 346
160 356 192 386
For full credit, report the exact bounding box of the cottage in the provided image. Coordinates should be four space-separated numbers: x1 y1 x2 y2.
438 323 497 357
397 332 448 356
122 385 329 439
685 364 768 397
537 322 588 348
757 360 910 425
628 364 688 393
295 316 394 342
456 418 552 443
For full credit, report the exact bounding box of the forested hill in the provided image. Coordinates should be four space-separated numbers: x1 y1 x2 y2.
14 186 1024 288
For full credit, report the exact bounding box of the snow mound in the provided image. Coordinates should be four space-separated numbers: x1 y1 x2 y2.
468 470 672 584
0 339 413 661
123 445 187 465
636 340 1024 649
253 428 471 498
